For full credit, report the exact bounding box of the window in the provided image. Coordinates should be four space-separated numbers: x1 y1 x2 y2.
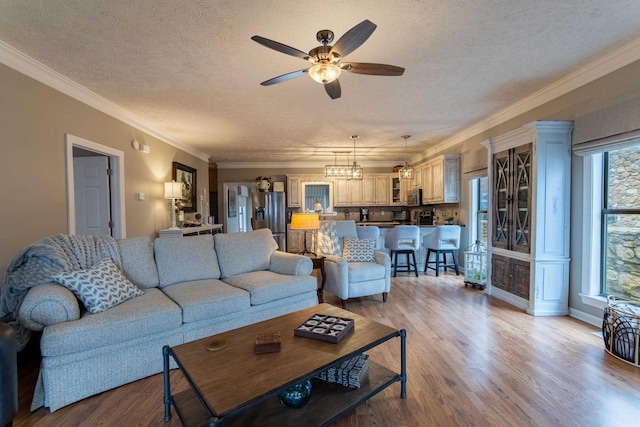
469 177 489 249
602 144 640 299
477 177 489 246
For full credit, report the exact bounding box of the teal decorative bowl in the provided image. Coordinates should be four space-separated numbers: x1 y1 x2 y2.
278 379 312 409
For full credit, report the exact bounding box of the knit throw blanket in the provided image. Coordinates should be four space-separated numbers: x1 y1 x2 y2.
0 233 121 350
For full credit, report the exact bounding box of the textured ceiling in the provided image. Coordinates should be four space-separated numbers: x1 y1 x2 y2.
2 1 640 164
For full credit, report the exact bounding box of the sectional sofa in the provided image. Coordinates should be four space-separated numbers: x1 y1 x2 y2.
9 229 317 411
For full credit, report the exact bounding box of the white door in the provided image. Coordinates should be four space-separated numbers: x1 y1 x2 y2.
73 156 112 236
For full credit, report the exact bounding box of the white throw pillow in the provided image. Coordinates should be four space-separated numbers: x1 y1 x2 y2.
54 257 143 314
342 237 376 263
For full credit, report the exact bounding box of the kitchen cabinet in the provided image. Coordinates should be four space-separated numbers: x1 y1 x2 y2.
390 176 406 206
334 178 363 206
421 155 460 204
287 176 301 207
363 174 391 206
483 121 572 316
287 227 305 253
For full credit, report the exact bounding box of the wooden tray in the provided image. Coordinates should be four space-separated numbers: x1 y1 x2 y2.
294 314 354 343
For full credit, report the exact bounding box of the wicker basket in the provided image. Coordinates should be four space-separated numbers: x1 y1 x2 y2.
602 296 640 366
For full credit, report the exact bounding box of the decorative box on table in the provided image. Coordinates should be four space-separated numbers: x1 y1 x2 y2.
294 314 354 343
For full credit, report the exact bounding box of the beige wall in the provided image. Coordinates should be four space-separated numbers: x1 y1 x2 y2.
4 53 640 320
0 64 208 281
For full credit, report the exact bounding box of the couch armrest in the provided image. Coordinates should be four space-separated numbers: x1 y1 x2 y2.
269 252 313 276
18 284 81 331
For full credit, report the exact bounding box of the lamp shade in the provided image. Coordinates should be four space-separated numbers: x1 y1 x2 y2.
290 213 320 230
164 181 184 199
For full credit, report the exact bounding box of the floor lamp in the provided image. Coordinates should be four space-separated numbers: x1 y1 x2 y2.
164 181 184 229
290 213 320 255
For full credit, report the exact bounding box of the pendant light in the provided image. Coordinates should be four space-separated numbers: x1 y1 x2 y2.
348 135 363 180
399 135 415 181
324 151 353 178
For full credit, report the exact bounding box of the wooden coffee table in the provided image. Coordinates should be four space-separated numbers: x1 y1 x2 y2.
163 303 407 426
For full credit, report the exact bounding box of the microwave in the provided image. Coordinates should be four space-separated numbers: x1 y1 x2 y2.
407 188 422 206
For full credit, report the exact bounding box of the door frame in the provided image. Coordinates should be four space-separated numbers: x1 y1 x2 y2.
65 133 126 238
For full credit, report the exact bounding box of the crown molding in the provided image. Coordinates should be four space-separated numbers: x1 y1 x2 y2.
216 160 398 169
418 35 640 160
0 41 210 162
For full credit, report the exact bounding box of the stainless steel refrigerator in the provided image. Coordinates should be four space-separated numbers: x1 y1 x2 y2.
252 191 286 251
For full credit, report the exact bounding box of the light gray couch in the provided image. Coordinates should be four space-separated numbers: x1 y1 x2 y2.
16 229 318 411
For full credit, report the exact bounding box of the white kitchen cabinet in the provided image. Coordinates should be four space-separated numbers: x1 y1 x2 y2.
363 174 391 205
390 175 407 206
334 178 363 206
287 176 301 207
482 121 572 316
421 155 460 204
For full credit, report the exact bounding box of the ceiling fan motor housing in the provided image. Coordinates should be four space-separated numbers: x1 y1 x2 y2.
316 30 334 44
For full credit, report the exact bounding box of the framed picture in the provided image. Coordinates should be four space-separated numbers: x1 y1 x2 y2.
172 162 197 212
228 188 237 218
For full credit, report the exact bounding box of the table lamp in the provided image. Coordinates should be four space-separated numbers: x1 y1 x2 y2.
164 181 184 229
290 213 320 255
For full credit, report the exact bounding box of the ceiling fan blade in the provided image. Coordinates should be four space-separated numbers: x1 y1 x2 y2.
251 35 309 60
341 62 405 76
324 80 341 99
330 20 377 58
260 69 309 86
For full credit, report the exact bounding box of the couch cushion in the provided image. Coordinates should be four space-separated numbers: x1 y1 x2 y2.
223 271 316 306
342 237 376 262
348 262 387 283
214 229 277 279
154 234 221 287
53 257 144 314
40 288 181 357
117 236 159 288
161 279 250 323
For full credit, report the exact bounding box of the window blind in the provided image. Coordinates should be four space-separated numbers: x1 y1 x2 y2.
573 89 640 155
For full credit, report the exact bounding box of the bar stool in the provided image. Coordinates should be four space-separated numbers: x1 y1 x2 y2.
423 225 461 276
384 225 420 277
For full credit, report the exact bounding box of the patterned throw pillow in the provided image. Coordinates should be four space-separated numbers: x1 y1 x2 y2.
54 257 144 314
318 221 341 256
342 237 376 262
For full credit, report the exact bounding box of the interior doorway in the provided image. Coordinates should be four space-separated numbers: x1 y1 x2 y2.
73 152 112 235
65 134 126 238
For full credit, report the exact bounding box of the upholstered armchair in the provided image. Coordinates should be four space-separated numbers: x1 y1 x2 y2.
317 220 391 308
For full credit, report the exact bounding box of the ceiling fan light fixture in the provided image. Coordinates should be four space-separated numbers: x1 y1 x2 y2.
309 63 341 84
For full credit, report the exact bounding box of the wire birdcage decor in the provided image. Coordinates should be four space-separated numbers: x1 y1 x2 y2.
464 240 487 289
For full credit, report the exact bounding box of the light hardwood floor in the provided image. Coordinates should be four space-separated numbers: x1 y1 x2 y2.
13 273 640 426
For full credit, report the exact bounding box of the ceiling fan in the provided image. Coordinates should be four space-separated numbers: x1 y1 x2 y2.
251 20 405 99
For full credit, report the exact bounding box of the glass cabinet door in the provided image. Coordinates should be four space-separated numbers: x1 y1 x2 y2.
511 143 532 253
492 149 510 250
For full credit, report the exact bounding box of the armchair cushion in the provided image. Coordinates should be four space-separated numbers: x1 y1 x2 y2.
342 237 376 263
